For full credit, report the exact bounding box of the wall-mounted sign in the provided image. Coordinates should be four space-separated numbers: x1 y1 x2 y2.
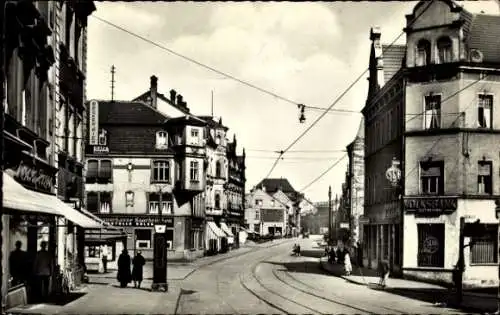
10 163 53 192
385 157 402 187
89 100 99 145
93 129 109 154
404 197 457 215
422 236 439 254
93 146 109 154
340 222 349 229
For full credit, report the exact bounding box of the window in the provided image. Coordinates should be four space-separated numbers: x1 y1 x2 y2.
135 229 152 249
255 199 263 207
417 223 445 267
86 160 98 183
99 192 112 213
424 94 441 129
86 192 98 213
152 161 170 183
215 160 222 178
155 131 168 149
190 128 200 145
190 161 199 182
85 245 100 258
478 161 492 194
437 37 452 64
148 193 173 214
478 94 493 128
416 39 431 66
125 191 134 207
255 210 260 220
214 193 221 209
191 129 199 138
470 224 498 264
420 161 444 195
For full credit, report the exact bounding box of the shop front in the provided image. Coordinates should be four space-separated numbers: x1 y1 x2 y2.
205 219 225 255
403 196 499 288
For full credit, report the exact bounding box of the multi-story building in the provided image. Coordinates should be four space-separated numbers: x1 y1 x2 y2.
201 116 233 253
362 0 500 287
244 187 288 236
402 0 500 287
84 80 206 261
225 135 246 247
362 26 406 275
1 0 101 309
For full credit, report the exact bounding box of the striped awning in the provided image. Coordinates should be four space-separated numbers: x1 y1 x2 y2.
207 221 225 238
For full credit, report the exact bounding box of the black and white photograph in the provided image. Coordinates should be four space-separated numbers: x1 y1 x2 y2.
2 0 500 314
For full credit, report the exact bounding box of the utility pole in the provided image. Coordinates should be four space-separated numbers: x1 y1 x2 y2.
211 90 214 117
328 186 332 244
455 217 465 305
110 65 115 101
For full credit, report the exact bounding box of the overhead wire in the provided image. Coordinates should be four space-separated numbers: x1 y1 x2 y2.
299 154 348 192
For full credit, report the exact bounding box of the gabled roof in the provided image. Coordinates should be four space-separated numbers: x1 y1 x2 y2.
382 44 405 83
164 115 207 127
198 116 229 131
256 178 296 194
96 100 168 125
465 13 500 64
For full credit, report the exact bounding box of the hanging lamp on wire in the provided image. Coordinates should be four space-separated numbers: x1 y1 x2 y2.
298 104 306 123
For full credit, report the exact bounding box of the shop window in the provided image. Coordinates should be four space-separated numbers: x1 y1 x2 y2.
86 245 100 258
478 94 493 128
152 160 170 183
470 224 498 264
420 160 444 195
424 94 441 129
148 193 172 214
417 223 445 267
478 161 492 194
437 37 452 64
135 229 152 249
416 39 431 66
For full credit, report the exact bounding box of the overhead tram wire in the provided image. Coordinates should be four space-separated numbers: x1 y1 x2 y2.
299 154 348 193
261 0 435 179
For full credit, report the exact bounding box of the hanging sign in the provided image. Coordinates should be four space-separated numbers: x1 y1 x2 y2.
385 157 402 187
89 100 99 145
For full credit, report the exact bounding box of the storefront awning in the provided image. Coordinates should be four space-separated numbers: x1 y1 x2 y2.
80 208 122 231
2 172 59 215
207 221 226 238
220 222 234 237
40 195 104 229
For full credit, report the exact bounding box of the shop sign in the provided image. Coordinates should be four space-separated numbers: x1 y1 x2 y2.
12 164 53 192
385 158 402 187
93 146 109 154
404 197 457 215
340 222 349 229
422 236 439 254
88 100 99 145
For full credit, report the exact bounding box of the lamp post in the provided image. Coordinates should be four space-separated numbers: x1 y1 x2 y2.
152 185 168 292
328 186 332 244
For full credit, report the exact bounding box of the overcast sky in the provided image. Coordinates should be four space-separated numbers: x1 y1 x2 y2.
86 1 499 202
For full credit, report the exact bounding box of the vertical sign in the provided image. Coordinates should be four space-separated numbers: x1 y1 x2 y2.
89 100 99 145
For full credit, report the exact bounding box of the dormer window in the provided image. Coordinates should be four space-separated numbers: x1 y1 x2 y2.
155 131 168 149
437 37 452 64
416 39 431 66
189 128 200 145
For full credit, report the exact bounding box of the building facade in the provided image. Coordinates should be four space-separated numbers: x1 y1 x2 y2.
402 0 500 287
2 0 100 310
244 188 288 236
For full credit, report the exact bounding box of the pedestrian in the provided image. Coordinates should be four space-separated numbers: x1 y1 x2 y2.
101 245 109 273
377 259 390 288
33 241 53 302
117 249 132 288
9 240 29 286
132 251 146 289
336 247 343 264
344 249 352 276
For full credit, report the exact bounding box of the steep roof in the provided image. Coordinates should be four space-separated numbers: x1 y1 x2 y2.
198 116 229 131
465 13 500 64
164 115 207 127
97 100 167 125
382 44 405 83
256 178 296 194
355 117 365 140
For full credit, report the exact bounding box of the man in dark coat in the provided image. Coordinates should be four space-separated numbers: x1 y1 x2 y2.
9 240 29 286
132 251 146 289
117 249 132 288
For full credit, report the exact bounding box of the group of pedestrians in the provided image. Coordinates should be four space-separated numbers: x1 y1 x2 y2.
324 245 353 275
116 249 146 289
9 240 56 303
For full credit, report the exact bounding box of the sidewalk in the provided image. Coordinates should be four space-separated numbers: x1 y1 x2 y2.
319 257 499 314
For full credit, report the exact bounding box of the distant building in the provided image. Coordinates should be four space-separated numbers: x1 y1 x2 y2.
302 201 337 235
245 187 288 236
226 135 246 247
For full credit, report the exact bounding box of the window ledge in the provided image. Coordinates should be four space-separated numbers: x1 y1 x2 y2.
151 181 171 184
469 263 498 267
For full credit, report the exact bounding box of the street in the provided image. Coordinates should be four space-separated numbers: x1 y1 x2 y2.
9 236 470 315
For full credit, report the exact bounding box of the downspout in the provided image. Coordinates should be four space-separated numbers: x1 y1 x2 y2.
399 75 407 278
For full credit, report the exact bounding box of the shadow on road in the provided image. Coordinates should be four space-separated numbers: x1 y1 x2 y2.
264 260 329 276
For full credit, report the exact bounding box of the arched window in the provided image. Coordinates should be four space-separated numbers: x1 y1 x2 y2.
215 194 221 209
216 160 222 178
155 131 168 149
416 39 431 66
437 37 452 64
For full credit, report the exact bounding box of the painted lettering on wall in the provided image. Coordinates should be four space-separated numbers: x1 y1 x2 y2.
14 164 53 191
404 197 457 215
88 100 99 145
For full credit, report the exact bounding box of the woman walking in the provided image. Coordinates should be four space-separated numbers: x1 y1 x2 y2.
132 251 146 289
344 249 352 276
117 249 132 288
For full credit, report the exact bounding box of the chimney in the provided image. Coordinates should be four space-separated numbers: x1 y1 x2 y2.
368 27 385 93
150 75 158 109
176 94 183 106
169 89 177 103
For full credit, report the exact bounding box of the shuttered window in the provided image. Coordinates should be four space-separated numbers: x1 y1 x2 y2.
417 224 445 267
98 160 112 183
470 224 497 264
86 192 98 213
86 160 98 183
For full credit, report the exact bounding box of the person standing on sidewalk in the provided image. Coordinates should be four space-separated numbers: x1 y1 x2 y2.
344 249 352 276
117 249 132 288
132 251 146 289
101 245 109 273
33 241 54 302
377 259 390 288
